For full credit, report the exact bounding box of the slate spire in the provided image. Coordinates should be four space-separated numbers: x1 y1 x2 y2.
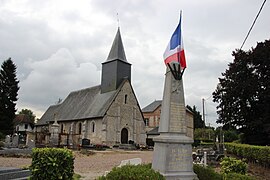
106 27 127 62
101 28 131 94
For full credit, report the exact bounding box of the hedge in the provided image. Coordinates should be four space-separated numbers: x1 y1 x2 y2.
98 164 164 180
193 164 254 180
225 143 270 167
30 148 74 180
99 163 254 180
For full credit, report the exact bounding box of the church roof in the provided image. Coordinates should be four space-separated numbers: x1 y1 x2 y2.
142 100 162 113
36 84 121 126
106 28 128 63
142 100 194 115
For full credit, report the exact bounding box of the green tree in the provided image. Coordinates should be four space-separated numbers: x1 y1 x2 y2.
0 58 20 135
215 127 239 143
213 40 270 145
194 128 215 141
18 109 36 124
186 105 205 129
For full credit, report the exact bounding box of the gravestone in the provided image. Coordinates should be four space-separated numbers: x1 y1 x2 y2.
69 123 74 148
118 158 142 167
11 134 19 148
82 121 87 139
27 139 35 149
82 138 90 147
152 67 197 179
4 135 11 148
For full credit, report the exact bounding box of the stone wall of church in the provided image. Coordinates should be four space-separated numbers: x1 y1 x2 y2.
85 118 104 144
36 81 146 147
104 81 146 146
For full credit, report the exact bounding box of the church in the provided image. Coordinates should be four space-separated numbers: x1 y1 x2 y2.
35 28 146 147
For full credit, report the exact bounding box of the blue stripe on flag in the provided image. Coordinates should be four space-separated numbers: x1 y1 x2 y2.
169 15 182 50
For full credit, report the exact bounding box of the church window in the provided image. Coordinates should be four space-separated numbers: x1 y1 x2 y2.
78 123 82 134
92 122 95 133
145 118 149 126
61 124 64 133
124 94 128 104
24 124 28 129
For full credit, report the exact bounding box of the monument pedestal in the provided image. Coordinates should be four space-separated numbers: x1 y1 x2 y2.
153 133 196 179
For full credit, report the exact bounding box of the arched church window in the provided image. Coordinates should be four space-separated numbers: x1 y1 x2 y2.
61 124 64 133
124 94 128 104
91 122 95 133
78 123 82 134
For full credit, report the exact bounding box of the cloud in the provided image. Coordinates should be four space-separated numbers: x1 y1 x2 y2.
18 48 100 117
1 0 270 127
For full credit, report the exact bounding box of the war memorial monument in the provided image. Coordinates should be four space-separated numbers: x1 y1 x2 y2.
152 13 197 179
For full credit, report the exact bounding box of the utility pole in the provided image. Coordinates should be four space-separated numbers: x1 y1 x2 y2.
202 98 206 139
202 98 206 128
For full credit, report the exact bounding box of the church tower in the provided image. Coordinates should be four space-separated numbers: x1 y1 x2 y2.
101 28 131 94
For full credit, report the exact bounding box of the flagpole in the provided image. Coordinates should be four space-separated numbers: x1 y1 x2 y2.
177 10 182 65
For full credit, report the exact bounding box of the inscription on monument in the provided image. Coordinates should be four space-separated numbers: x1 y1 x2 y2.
169 102 186 133
167 145 191 172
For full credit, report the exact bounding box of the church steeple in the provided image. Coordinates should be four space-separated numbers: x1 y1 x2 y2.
101 28 131 94
106 28 127 62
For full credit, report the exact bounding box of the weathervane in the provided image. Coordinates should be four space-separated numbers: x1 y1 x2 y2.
116 13 120 28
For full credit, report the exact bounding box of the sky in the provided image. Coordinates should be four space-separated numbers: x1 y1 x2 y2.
0 0 269 127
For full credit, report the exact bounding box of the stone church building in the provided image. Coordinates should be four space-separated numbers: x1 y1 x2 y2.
35 28 146 147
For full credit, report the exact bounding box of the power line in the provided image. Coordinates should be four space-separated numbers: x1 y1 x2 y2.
240 0 267 50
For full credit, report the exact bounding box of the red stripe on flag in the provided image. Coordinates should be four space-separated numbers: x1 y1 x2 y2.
164 52 178 64
180 50 186 68
164 50 186 68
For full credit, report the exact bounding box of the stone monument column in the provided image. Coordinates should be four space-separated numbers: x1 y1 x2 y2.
50 113 60 146
152 67 197 179
82 120 87 139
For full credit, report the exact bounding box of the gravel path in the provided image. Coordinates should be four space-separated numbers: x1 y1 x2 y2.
0 149 153 180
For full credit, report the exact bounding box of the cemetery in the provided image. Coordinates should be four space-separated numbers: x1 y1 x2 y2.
0 144 270 179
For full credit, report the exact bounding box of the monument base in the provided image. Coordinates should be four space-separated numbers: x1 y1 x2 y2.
152 133 197 180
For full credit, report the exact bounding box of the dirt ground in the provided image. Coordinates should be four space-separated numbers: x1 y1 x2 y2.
73 150 153 179
0 149 153 180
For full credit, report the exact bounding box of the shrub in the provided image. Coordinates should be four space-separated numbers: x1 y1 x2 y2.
98 164 164 180
193 164 222 180
223 172 255 180
225 143 270 167
224 130 239 142
193 164 254 180
0 141 4 148
73 173 81 180
30 148 74 180
0 132 5 141
192 139 200 147
220 157 247 175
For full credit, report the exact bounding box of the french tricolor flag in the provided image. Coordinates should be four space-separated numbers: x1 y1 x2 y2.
164 13 186 69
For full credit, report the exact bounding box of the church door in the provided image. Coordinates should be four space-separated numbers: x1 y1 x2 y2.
121 128 128 144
